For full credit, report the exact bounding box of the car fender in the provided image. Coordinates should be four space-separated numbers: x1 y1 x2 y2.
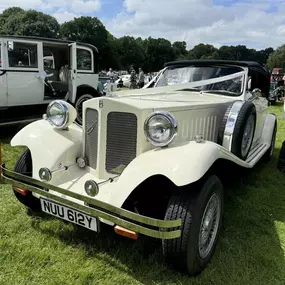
109 113 277 208
10 120 83 180
258 112 277 144
108 140 252 207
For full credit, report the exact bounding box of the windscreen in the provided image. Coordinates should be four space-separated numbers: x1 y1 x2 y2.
155 65 245 96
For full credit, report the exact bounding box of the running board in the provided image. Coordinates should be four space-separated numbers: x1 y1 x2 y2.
246 143 268 164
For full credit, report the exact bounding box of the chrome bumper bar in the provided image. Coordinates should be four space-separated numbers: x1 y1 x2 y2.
1 164 181 239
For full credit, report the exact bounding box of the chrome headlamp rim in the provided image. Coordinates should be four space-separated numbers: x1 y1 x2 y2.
45 100 70 129
144 110 178 147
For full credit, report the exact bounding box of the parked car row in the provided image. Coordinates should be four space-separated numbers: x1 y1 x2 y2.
0 57 278 276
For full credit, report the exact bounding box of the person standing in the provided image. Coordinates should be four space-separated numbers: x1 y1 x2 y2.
130 68 137 89
107 68 115 82
138 68 145 88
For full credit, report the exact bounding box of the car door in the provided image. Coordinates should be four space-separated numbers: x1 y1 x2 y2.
68 43 77 103
6 39 44 106
0 39 8 107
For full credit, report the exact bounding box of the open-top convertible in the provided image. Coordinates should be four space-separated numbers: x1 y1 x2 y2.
0 60 277 275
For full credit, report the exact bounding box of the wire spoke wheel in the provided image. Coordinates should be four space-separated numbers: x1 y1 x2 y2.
198 193 221 259
241 114 255 158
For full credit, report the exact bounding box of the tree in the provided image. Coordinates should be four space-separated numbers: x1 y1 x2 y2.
0 8 60 38
188 44 217 59
266 45 285 70
172 41 187 59
100 32 120 70
116 36 146 71
0 7 275 72
60 16 108 68
144 37 175 71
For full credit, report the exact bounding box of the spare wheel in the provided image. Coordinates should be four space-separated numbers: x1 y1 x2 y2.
218 101 256 161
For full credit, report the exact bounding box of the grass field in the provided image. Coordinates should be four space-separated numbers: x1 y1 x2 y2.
1 104 285 285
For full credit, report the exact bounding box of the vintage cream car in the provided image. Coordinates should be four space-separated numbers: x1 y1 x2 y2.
0 35 101 125
0 60 277 275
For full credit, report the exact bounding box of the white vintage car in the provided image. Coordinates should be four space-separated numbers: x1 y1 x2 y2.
0 60 277 275
0 35 101 125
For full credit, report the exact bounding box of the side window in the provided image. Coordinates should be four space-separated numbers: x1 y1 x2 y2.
7 41 38 68
0 43 2 67
77 48 92 71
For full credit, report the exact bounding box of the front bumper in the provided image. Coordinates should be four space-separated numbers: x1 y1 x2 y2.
1 164 181 239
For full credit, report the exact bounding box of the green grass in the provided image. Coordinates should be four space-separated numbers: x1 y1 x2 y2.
1 105 285 285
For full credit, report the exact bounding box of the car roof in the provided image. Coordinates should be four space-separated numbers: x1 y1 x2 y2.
0 35 98 53
164 60 269 77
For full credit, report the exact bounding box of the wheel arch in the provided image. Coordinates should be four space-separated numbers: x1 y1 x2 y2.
70 84 101 104
107 140 254 209
120 158 239 219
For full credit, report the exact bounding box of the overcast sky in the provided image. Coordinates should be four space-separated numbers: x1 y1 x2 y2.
1 0 285 50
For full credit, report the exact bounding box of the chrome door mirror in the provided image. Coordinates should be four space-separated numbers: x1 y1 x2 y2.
252 88 262 98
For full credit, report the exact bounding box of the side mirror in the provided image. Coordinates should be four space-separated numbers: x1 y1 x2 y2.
252 88 262 98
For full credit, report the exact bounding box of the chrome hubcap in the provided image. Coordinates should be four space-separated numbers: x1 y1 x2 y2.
198 193 221 259
241 114 255 157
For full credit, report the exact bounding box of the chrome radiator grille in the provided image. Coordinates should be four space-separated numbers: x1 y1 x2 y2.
106 112 137 174
85 108 99 169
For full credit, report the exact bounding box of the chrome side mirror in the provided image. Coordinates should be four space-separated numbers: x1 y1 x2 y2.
252 88 262 98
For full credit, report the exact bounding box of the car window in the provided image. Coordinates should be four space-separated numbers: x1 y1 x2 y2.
77 48 92 71
0 43 2 67
7 41 38 68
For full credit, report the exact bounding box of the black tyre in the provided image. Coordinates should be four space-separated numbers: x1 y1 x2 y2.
13 149 41 211
264 117 277 161
162 175 224 275
218 101 256 160
75 94 94 125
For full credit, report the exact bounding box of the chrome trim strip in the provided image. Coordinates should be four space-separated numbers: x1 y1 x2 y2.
1 164 181 239
222 100 245 152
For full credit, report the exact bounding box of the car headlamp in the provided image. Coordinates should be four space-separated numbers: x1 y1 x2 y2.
144 111 178 147
44 100 76 129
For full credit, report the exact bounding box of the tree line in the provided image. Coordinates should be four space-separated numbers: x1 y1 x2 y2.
0 7 284 73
